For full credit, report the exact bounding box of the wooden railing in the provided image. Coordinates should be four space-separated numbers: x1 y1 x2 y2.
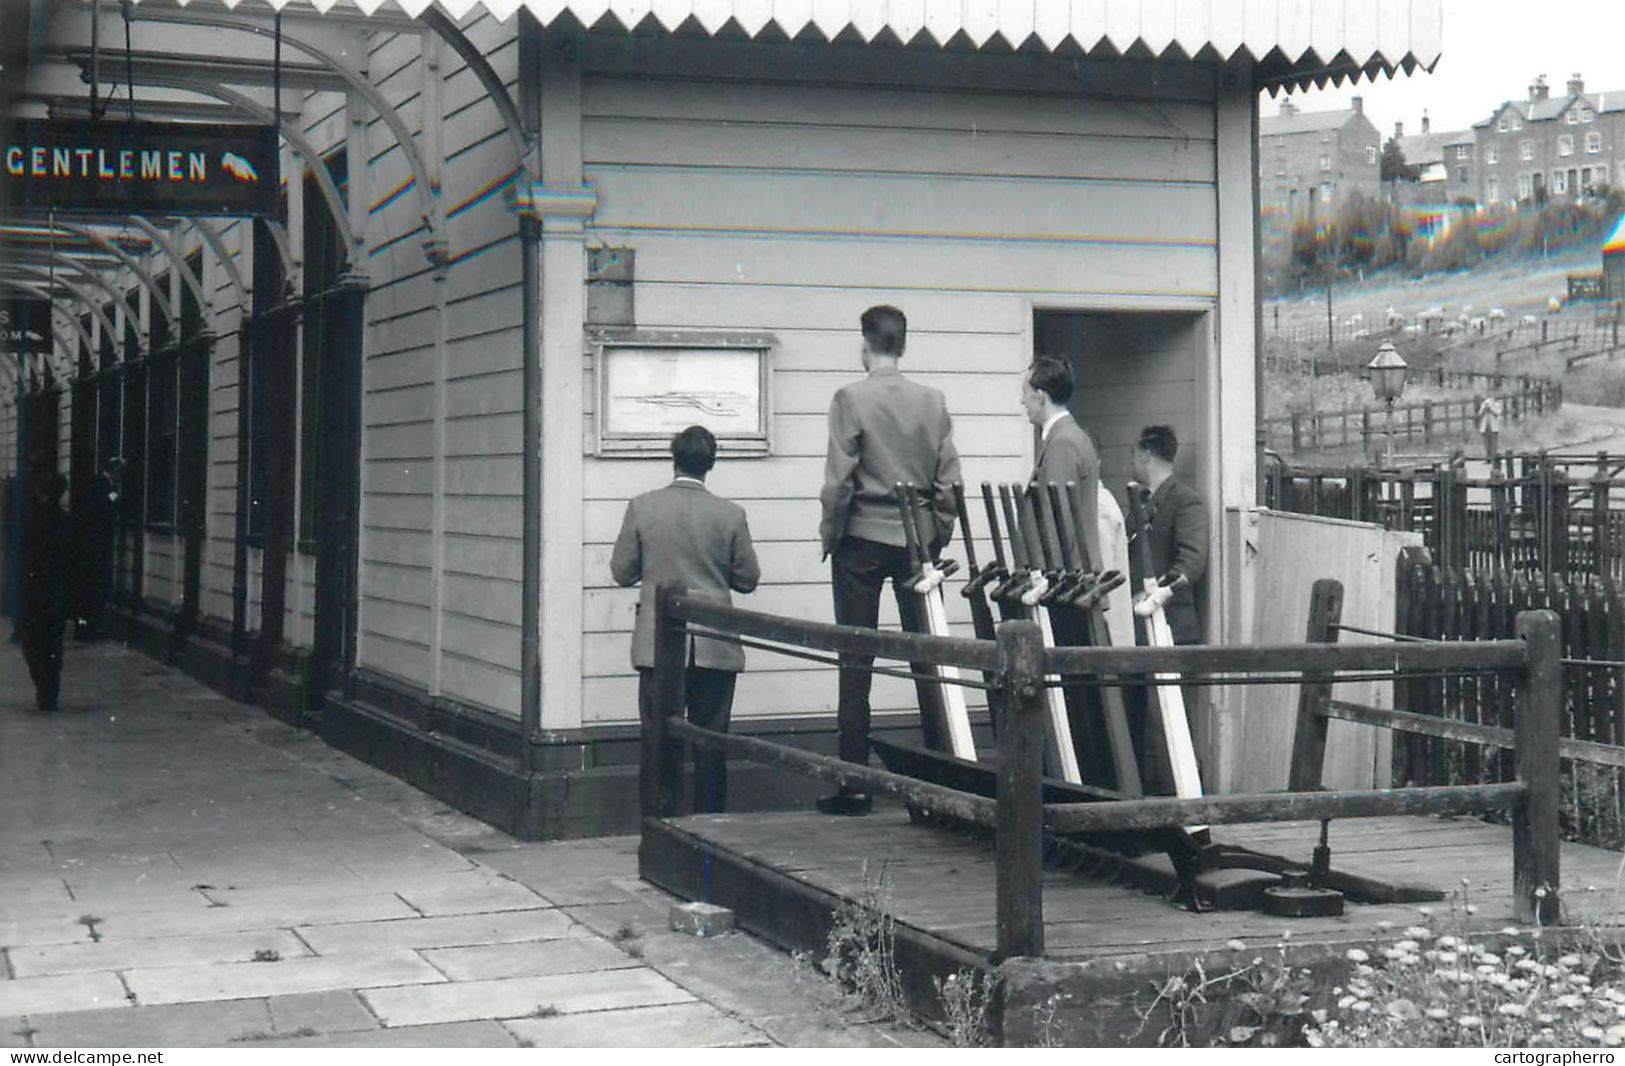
1260 374 1561 456
1265 451 1625 580
644 581 1564 960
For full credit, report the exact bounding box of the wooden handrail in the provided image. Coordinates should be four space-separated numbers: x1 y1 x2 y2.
1044 782 1528 833
1043 637 1527 677
1323 698 1625 769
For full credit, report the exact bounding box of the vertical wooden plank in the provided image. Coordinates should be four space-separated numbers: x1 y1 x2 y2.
995 619 1046 962
1514 608 1562 925
1287 579 1344 791
645 582 689 819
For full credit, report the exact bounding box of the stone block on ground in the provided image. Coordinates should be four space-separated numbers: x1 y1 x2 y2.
669 901 734 938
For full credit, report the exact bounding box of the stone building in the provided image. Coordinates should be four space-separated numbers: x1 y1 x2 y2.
1258 95 1384 224
1474 74 1625 207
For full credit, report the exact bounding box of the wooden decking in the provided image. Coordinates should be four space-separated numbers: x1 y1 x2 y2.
641 805 1625 1043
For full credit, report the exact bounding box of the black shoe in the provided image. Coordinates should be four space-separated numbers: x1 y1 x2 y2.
816 792 872 816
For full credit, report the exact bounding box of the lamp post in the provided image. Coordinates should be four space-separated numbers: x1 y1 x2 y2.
1367 341 1409 468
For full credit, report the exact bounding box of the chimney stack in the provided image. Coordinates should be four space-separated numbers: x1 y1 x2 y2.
1568 73 1585 97
1530 74 1549 102
1421 110 1430 135
1352 95 1364 115
1394 120 1404 138
1279 98 1297 117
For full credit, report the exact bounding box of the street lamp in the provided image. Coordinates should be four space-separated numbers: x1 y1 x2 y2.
1367 340 1409 467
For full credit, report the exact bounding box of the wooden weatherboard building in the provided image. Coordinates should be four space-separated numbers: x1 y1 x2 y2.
0 0 1441 837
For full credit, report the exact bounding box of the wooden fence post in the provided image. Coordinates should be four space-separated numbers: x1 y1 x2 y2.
1513 608 1562 925
1552 470 1571 579
644 582 690 819
1423 401 1434 442
1291 413 1302 453
1289 579 1345 791
1594 469 1611 580
995 619 1046 962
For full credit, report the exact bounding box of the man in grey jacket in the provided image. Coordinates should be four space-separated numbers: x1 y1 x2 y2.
612 425 760 814
1023 356 1101 566
817 305 962 815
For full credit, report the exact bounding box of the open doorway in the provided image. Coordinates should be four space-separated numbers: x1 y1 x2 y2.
1033 309 1208 507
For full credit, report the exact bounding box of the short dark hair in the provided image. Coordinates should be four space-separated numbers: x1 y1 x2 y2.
1026 357 1074 406
1137 424 1179 464
860 305 907 356
671 425 718 478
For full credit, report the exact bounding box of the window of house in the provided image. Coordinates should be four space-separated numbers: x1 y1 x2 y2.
1366 146 1378 165
1521 140 1535 161
1319 154 1331 171
1456 145 1471 160
1486 176 1500 203
1319 182 1332 204
1486 144 1499 164
1566 110 1579 124
1553 169 1568 194
1581 107 1594 122
1558 135 1574 157
1518 172 1533 199
1320 130 1331 143
1456 165 1468 184
1512 115 1523 130
1586 131 1602 153
1497 116 1509 133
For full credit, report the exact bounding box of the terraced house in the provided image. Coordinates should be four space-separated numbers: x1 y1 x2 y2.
1 0 1442 838
1474 73 1625 207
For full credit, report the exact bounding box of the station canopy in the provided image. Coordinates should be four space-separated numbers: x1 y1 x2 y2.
129 0 1443 91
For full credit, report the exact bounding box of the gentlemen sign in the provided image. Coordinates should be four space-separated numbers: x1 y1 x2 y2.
1 119 279 217
0 298 52 356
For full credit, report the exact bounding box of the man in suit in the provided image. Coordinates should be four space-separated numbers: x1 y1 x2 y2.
72 457 123 640
21 470 70 710
611 425 761 814
818 304 962 815
1130 424 1208 646
1023 356 1102 566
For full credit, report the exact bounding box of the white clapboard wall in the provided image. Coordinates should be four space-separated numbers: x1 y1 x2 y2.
574 36 1220 725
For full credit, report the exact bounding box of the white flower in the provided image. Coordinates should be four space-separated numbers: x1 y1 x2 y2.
1607 989 1625 1004
1281 929 1293 941
1350 1001 1372 1013
1396 939 1420 952
1426 1007 1449 1020
1226 939 1247 951
1384 947 1406 961
1377 920 1394 931
1500 926 1522 936
1355 964 1375 977
1516 959 1541 972
1459 1015 1483 1028
1573 975 1593 986
1465 904 1479 915
1437 951 1459 965
1398 954 1421 966
1403 926 1432 940
1418 907 1434 917
1560 955 1584 968
1583 1026 1605 1041
1538 1013 1555 1025
1505 945 1526 957
1346 948 1370 963
1338 995 1357 1010
1476 953 1502 965
1498 1003 1527 1017
1437 936 1459 949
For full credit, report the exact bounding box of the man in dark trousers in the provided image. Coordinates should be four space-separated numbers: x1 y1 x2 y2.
72 457 123 640
1023 356 1102 566
1130 424 1208 646
818 304 962 815
21 471 70 710
611 425 760 814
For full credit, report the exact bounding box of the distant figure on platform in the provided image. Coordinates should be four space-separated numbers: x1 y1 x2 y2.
72 457 123 640
1476 394 1504 463
1129 425 1208 646
1022 356 1102 565
611 425 760 814
21 471 71 710
817 304 962 816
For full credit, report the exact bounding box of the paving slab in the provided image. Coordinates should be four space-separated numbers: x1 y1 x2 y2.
10 930 311 978
264 990 379 1037
252 1020 518 1048
420 937 634 981
0 972 130 1018
392 876 551 917
296 909 580 955
504 1001 768 1047
361 968 695 1027
4 891 216 926
0 918 99 950
125 950 446 1006
92 892 420 941
2 998 273 1048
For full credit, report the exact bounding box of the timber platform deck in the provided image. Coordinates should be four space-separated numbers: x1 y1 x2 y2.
641 806 1625 1044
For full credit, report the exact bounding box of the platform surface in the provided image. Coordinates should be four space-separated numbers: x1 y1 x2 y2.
659 808 1625 962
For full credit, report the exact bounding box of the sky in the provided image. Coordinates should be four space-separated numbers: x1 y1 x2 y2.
1280 0 1625 140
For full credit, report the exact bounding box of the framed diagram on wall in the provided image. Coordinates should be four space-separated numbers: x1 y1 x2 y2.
593 329 775 456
